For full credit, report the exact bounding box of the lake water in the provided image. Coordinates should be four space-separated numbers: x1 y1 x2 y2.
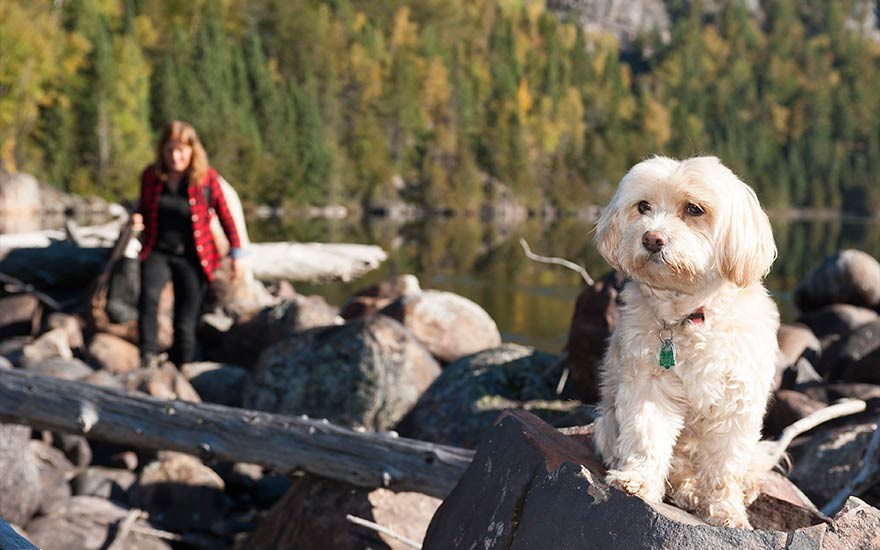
249 214 880 354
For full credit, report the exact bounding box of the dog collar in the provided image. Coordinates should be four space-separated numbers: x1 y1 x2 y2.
658 307 705 369
686 307 705 325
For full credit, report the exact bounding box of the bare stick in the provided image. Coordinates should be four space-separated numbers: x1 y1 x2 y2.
820 420 880 516
767 399 867 469
345 514 422 549
519 238 594 286
104 508 143 550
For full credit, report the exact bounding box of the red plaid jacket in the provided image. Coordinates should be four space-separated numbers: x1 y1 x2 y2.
137 165 241 281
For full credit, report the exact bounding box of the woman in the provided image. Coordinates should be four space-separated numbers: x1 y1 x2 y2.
132 120 243 368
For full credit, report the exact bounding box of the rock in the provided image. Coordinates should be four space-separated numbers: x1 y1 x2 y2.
564 271 625 403
819 319 880 382
423 410 835 550
789 420 879 509
777 324 821 369
29 440 74 516
340 274 421 319
248 475 441 550
25 496 172 550
45 313 84 352
23 357 94 381
381 288 501 364
243 315 440 431
129 451 226 532
795 250 880 312
764 389 828 438
0 294 40 338
395 344 575 448
19 328 73 368
87 332 140 374
797 304 878 340
823 382 880 410
214 294 342 367
181 361 248 407
0 424 41 525
138 362 202 402
823 497 880 549
73 466 137 501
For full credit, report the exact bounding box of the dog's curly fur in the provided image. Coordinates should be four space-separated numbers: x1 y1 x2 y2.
592 156 779 529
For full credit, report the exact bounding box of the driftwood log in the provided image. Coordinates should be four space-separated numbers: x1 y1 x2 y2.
0 368 472 499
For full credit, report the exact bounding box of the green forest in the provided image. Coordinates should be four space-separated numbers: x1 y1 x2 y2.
2 0 880 214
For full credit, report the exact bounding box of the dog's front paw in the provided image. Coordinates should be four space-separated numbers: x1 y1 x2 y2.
605 469 664 503
704 502 752 529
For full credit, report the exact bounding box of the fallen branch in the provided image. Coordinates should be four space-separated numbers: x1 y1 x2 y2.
519 238 593 286
0 368 473 499
104 507 143 550
767 398 867 469
820 418 880 516
346 514 422 549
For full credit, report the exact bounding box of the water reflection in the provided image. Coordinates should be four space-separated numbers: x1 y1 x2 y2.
248 214 880 353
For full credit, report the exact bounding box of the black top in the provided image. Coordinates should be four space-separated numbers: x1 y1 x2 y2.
154 181 195 255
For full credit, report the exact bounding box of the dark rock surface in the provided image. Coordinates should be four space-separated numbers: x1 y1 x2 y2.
795 249 880 312
243 315 440 431
395 343 574 448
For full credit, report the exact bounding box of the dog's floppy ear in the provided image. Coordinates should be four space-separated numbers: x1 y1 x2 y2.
718 172 776 287
594 193 624 272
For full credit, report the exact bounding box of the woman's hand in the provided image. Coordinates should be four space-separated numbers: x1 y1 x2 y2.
131 212 144 232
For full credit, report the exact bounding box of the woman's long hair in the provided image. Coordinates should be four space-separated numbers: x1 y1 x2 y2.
154 120 210 187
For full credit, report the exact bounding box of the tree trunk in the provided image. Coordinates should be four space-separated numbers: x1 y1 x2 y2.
0 368 473 499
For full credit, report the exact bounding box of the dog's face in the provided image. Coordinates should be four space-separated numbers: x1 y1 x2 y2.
594 156 776 291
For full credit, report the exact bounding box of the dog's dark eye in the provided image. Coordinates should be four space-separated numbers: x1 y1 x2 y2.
685 203 705 217
637 201 651 214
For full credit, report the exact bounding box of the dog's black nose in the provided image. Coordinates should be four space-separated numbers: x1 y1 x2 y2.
642 231 666 253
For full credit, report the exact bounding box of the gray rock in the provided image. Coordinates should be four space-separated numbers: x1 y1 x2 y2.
29 440 74 516
795 250 880 312
248 474 440 550
73 466 137 501
395 343 576 448
381 288 502 364
243 315 440 431
0 424 40 526
23 356 94 381
214 294 342 367
181 361 248 406
0 294 40 338
798 304 878 340
819 319 880 383
129 451 226 532
26 496 172 550
19 328 73 369
790 420 878 509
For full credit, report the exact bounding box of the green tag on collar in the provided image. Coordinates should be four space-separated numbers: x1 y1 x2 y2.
659 338 676 369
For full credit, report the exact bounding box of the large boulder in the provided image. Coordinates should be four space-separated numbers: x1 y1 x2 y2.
395 344 577 448
0 424 41 525
243 315 441 431
210 294 342 367
818 319 880 382
181 361 248 407
789 420 879 510
381 284 501 364
248 475 441 550
423 410 873 550
340 274 420 319
795 249 880 312
87 332 140 374
797 304 878 341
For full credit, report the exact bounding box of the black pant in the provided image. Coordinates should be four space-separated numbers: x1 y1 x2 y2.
139 250 208 365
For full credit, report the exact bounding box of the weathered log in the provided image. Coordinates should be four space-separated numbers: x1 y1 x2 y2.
0 368 473 499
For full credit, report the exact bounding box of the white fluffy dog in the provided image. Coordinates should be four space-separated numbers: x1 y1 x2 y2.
592 156 779 529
